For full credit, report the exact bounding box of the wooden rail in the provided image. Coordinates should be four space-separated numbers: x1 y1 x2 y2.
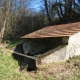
13 51 36 60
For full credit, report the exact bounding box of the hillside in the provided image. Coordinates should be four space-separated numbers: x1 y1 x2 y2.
0 43 80 80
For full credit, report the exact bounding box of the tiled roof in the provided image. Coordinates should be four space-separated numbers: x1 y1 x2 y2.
21 22 80 38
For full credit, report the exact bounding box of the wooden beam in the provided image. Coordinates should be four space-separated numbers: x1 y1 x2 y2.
13 51 36 60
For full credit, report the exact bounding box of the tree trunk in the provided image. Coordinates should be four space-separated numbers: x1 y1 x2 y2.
59 0 64 17
0 18 7 43
0 0 11 43
44 0 51 24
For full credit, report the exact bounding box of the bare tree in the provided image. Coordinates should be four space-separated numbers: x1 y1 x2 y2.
43 0 51 24
0 0 11 42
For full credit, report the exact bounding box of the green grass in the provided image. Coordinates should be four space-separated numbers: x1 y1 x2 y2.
0 46 80 80
0 48 56 80
0 52 30 80
47 77 55 80
7 40 24 48
0 52 80 80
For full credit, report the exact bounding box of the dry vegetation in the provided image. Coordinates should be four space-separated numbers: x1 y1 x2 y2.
0 43 80 80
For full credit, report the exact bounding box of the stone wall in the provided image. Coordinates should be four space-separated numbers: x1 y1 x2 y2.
39 32 80 64
66 32 80 60
40 46 67 64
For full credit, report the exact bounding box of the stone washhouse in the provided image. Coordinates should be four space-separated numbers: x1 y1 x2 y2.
21 22 80 64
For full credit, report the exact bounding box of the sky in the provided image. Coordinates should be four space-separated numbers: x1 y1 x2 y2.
29 0 43 12
29 0 79 12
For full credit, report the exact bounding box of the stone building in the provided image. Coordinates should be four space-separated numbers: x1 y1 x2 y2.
21 22 80 63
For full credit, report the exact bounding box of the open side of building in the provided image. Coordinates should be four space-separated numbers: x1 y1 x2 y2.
21 22 80 63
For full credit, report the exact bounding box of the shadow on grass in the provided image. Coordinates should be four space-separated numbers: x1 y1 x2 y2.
12 43 37 71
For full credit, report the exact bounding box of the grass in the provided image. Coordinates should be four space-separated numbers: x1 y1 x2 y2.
0 44 53 80
0 53 30 80
7 40 24 48
0 43 80 80
0 44 31 80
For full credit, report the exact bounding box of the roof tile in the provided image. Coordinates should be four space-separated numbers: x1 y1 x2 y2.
21 22 80 38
